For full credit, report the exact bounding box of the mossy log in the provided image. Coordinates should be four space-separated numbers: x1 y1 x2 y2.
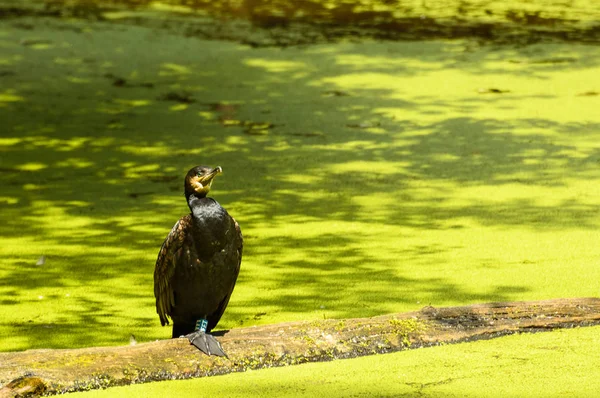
1 298 600 397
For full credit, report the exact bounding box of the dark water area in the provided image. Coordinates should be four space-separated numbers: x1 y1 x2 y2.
1 0 599 46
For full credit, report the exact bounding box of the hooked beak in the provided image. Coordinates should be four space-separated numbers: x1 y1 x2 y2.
198 166 222 185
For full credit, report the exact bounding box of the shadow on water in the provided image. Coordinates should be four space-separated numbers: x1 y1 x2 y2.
0 2 599 350
1 0 599 45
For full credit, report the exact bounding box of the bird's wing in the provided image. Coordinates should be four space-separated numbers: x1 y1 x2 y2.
235 218 243 258
207 217 243 331
154 214 192 326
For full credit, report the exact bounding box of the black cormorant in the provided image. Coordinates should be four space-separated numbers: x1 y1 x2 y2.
154 165 243 356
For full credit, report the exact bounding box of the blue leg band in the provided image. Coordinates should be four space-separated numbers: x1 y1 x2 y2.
195 319 208 332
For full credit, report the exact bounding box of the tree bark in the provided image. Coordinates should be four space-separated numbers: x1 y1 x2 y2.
1 298 600 397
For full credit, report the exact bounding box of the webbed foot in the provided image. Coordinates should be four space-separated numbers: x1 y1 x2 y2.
186 331 227 357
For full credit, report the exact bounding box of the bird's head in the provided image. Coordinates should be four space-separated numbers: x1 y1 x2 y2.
184 165 222 198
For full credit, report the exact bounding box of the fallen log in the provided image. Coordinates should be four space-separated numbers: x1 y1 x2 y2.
1 297 600 397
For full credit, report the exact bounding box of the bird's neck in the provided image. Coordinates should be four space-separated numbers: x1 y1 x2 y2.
187 193 221 220
187 192 210 210
187 194 227 251
185 190 203 203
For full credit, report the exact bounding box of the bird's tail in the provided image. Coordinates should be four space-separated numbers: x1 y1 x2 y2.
188 332 227 357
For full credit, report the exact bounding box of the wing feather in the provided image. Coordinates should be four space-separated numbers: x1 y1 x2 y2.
153 214 192 326
206 217 243 331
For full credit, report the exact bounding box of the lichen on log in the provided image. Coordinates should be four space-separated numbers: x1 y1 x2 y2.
1 298 600 397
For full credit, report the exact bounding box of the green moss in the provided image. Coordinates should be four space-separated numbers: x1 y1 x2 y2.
389 318 428 347
334 320 346 331
298 334 316 345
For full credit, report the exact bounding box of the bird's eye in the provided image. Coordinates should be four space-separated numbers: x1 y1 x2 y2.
197 172 202 177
